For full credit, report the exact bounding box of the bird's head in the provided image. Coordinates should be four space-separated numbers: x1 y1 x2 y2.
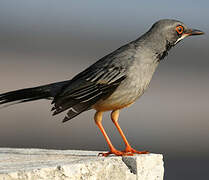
149 19 204 46
141 19 204 61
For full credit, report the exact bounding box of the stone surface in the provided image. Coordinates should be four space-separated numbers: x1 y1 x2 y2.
0 148 164 180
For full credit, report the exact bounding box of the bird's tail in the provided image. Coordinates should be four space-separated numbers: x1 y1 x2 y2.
0 80 69 108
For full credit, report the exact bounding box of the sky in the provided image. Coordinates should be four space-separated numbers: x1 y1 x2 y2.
0 1 209 179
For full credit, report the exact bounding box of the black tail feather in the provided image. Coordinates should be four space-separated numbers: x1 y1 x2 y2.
0 80 69 107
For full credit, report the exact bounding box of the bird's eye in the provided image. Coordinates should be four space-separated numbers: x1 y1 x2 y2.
176 25 184 35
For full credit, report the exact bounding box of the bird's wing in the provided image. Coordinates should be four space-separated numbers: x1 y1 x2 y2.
51 60 128 122
51 43 136 122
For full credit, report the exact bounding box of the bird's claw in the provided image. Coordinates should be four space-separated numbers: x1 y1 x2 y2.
98 149 134 157
123 147 149 154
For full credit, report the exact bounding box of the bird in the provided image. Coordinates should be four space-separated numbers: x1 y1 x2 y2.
0 19 204 156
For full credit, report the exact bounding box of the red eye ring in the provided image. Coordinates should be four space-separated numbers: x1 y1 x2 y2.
176 25 184 35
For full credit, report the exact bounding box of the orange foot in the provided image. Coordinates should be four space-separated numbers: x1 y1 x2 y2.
98 148 134 157
124 146 149 154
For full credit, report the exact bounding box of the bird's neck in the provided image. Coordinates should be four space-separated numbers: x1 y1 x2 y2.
155 40 174 62
135 32 175 62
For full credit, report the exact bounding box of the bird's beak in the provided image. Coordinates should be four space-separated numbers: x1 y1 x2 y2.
175 28 204 45
184 29 204 36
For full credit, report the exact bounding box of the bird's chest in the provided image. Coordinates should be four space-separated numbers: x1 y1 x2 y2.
93 61 158 111
119 61 158 98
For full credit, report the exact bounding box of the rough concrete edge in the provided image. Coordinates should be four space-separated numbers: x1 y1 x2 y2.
0 148 164 180
0 156 136 180
122 154 164 176
122 156 137 174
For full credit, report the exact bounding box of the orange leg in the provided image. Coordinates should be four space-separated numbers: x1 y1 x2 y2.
94 111 133 157
111 110 149 154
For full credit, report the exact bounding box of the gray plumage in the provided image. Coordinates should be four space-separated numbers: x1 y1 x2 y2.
0 19 204 122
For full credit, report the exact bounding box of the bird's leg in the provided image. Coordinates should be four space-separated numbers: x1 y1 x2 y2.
94 111 133 157
111 110 149 154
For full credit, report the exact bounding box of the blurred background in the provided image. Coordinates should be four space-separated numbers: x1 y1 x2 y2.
0 0 208 179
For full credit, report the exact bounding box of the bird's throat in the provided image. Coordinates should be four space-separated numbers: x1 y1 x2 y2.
156 40 174 62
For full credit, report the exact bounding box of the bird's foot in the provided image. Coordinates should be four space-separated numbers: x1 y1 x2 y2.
98 148 134 157
123 146 149 154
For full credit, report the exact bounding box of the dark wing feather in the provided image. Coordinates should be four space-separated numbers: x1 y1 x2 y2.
52 66 127 122
51 42 135 122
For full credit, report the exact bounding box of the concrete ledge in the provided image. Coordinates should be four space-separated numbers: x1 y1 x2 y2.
0 148 164 180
